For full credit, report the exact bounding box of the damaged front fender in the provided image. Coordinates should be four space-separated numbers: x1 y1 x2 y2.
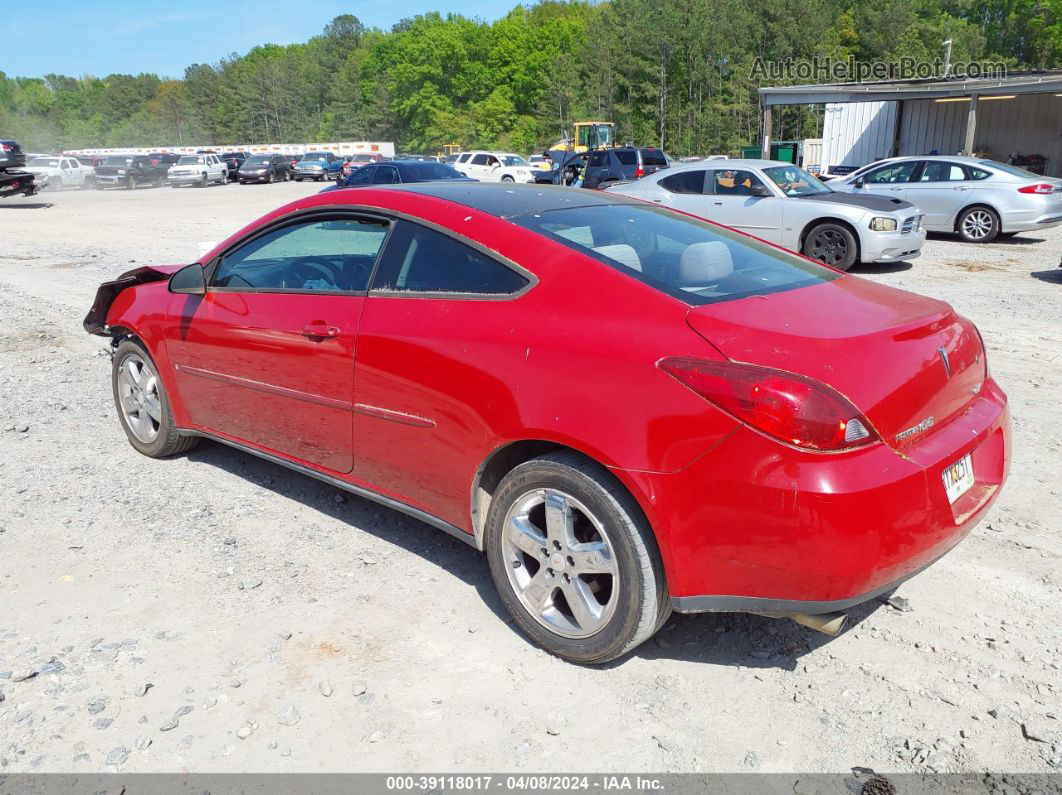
83 265 183 336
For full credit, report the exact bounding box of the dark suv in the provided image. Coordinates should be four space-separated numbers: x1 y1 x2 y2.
581 147 670 189
221 151 250 180
1 139 27 169
237 154 291 184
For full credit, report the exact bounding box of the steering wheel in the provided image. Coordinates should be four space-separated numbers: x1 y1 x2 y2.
284 257 342 290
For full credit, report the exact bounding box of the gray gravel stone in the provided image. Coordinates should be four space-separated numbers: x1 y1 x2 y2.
276 703 300 726
135 735 152 751
160 718 179 732
105 746 129 766
94 717 113 730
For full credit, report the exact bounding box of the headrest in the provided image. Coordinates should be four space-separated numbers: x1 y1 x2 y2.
678 241 734 285
592 243 642 273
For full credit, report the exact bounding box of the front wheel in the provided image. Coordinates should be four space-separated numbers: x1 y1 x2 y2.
266 171 274 183
957 206 1000 243
112 339 199 458
501 175 515 183
485 452 670 664
802 222 858 270
51 176 64 191
198 173 208 188
125 176 135 190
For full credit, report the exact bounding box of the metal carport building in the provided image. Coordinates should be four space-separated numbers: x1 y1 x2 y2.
759 70 1062 177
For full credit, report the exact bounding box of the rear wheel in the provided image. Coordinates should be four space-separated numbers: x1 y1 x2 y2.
958 206 1000 243
112 339 199 458
485 452 669 664
803 222 858 270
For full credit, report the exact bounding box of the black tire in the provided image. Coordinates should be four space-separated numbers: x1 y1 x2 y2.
125 176 135 190
111 338 199 459
501 175 515 183
485 451 670 664
266 171 274 183
295 177 303 182
51 176 64 191
198 173 208 188
956 206 1001 243
802 222 858 270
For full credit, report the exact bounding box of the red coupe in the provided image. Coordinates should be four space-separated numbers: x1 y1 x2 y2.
84 183 1010 663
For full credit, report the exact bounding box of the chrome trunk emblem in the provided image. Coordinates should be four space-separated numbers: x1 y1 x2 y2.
938 346 952 378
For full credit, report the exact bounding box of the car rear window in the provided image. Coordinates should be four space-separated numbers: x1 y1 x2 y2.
511 204 839 305
641 150 668 166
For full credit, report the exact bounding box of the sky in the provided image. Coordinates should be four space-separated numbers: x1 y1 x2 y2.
3 0 517 80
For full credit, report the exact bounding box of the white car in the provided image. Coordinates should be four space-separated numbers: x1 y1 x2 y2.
606 158 925 270
167 154 227 188
453 151 535 183
25 156 89 190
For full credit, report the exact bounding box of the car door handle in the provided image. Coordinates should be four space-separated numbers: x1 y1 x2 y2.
713 201 723 205
889 187 904 191
301 322 340 339
953 187 969 191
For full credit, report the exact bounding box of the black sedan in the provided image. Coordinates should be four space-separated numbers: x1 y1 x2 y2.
320 160 473 192
237 154 292 184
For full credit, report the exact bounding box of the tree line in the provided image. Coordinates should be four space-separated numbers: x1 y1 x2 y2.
1 0 1058 157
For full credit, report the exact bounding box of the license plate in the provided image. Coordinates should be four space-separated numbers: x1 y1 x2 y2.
942 453 975 504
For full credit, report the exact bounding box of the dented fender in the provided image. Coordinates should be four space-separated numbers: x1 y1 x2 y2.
83 265 184 336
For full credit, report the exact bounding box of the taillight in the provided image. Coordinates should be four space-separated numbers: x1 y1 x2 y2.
634 164 645 178
658 357 878 452
1 143 12 151
1017 183 1055 195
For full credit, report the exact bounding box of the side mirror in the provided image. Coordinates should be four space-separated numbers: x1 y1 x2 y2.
853 178 865 188
169 263 206 295
749 184 771 197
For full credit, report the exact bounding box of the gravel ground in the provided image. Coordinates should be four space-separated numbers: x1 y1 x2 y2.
0 182 1060 774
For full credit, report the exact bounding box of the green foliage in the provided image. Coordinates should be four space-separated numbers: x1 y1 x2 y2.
1 1 1057 156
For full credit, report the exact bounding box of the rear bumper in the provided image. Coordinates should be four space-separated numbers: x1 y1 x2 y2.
626 378 1010 610
1000 208 1062 232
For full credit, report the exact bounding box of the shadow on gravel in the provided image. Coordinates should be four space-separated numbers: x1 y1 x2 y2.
183 439 512 625
925 232 1047 245
849 261 913 275
0 202 54 209
185 438 893 669
1031 268 1062 284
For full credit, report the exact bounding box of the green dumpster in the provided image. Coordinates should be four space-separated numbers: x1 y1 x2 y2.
740 146 762 159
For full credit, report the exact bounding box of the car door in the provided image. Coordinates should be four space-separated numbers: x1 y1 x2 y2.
582 150 609 188
904 160 973 228
162 213 391 472
651 169 710 215
849 161 917 200
351 219 532 522
705 168 783 243
61 158 84 187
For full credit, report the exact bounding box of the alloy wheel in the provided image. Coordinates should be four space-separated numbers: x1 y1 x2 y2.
809 228 848 266
962 209 994 241
117 354 162 443
502 489 619 639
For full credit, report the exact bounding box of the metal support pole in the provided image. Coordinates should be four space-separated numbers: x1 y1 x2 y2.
761 104 772 157
963 94 979 155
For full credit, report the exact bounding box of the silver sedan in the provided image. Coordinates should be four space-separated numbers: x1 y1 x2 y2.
605 159 925 270
831 156 1062 243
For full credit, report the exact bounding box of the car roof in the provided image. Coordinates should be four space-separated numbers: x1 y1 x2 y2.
365 182 641 218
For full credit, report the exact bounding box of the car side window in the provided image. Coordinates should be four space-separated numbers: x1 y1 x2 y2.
372 221 529 296
966 166 992 180
588 151 607 167
348 166 373 186
864 162 918 184
920 162 965 182
712 169 765 196
659 170 707 194
372 166 399 185
212 218 389 293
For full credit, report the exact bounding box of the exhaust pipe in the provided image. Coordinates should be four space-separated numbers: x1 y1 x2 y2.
787 611 848 636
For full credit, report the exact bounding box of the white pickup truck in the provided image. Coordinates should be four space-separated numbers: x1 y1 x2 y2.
167 153 228 188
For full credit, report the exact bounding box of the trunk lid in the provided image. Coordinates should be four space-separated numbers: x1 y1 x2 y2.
685 276 986 449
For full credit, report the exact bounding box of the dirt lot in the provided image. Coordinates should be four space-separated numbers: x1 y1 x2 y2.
0 182 1060 774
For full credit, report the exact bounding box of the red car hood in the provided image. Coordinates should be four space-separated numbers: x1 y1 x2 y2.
685 276 986 449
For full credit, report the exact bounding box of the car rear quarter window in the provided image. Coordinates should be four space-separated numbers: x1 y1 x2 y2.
641 150 668 166
659 170 707 194
615 150 637 166
372 221 530 296
511 204 838 306
212 218 389 292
